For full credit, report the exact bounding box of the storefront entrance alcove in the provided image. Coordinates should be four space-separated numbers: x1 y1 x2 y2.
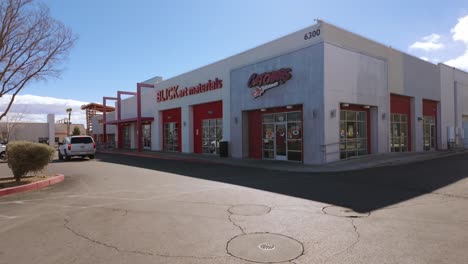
162 108 182 152
422 99 438 151
142 123 151 150
193 101 223 154
339 104 371 160
248 105 303 162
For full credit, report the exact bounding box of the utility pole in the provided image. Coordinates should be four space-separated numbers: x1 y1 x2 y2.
66 108 72 136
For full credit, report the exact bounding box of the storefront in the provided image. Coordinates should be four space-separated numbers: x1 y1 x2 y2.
423 99 438 151
230 41 325 165
120 124 132 149
248 106 303 161
339 104 371 159
162 108 181 152
390 94 412 152
193 101 223 154
93 20 468 165
142 122 151 150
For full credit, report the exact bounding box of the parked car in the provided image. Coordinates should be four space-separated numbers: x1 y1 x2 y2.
58 136 96 161
0 142 7 161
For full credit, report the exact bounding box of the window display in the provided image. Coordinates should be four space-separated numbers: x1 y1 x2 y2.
262 111 302 161
340 110 367 159
164 122 179 152
202 119 222 154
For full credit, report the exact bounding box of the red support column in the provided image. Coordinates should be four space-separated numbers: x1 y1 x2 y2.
137 87 142 152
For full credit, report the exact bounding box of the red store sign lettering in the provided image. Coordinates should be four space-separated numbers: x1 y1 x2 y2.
248 68 292 98
157 78 223 102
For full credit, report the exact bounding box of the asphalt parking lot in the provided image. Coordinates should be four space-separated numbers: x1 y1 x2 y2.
0 153 467 264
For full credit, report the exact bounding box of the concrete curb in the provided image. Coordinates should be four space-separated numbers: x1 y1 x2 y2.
0 174 64 197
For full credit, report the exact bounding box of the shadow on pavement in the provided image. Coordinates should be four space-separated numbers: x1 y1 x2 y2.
51 158 92 163
96 152 468 213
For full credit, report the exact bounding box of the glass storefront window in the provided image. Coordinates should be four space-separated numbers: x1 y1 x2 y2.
339 110 368 159
142 124 151 150
423 116 436 151
202 118 222 154
390 113 408 152
122 125 131 148
262 114 274 123
287 112 301 122
275 113 286 122
164 122 179 152
261 111 302 162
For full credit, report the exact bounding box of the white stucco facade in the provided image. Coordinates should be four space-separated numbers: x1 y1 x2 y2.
93 20 468 165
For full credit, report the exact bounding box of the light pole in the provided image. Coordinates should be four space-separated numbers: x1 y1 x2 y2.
66 108 72 136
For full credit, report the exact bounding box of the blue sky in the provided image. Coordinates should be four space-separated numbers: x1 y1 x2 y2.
2 0 468 124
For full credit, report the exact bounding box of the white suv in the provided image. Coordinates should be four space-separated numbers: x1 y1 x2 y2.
0 143 6 161
58 136 96 161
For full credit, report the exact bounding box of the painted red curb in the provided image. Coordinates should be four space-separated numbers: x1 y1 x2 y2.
0 174 65 197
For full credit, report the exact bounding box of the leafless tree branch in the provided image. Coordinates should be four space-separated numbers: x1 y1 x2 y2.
0 0 77 120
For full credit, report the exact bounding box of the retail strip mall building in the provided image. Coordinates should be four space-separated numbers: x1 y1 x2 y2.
92 20 468 165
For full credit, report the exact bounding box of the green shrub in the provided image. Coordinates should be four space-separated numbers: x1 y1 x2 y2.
72 126 81 135
7 141 55 181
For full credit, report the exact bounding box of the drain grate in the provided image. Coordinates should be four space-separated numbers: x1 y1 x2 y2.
227 233 303 263
258 243 276 250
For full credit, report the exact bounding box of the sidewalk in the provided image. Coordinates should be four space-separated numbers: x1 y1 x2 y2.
97 148 466 173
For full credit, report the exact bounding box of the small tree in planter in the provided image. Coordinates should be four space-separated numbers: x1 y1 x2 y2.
72 126 81 135
7 141 55 182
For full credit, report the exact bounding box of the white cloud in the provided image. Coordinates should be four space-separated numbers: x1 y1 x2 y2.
443 15 468 71
445 49 468 71
420 56 429 61
409 33 445 51
451 15 468 44
0 94 90 127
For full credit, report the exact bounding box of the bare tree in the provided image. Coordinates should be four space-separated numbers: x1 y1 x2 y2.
0 110 24 142
0 0 76 120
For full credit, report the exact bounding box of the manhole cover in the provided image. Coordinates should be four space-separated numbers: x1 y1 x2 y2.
322 206 369 218
228 204 271 216
227 233 303 263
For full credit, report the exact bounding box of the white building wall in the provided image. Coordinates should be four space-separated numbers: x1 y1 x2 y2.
146 22 323 153
324 43 388 162
47 114 55 147
4 123 49 142
230 43 325 164
440 64 468 148
91 112 116 134
121 97 138 120
321 21 443 153
98 19 468 163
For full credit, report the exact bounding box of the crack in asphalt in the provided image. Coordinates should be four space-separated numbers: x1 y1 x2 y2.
228 213 246 234
111 208 128 217
323 218 361 263
63 218 226 260
430 192 468 200
171 200 233 207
